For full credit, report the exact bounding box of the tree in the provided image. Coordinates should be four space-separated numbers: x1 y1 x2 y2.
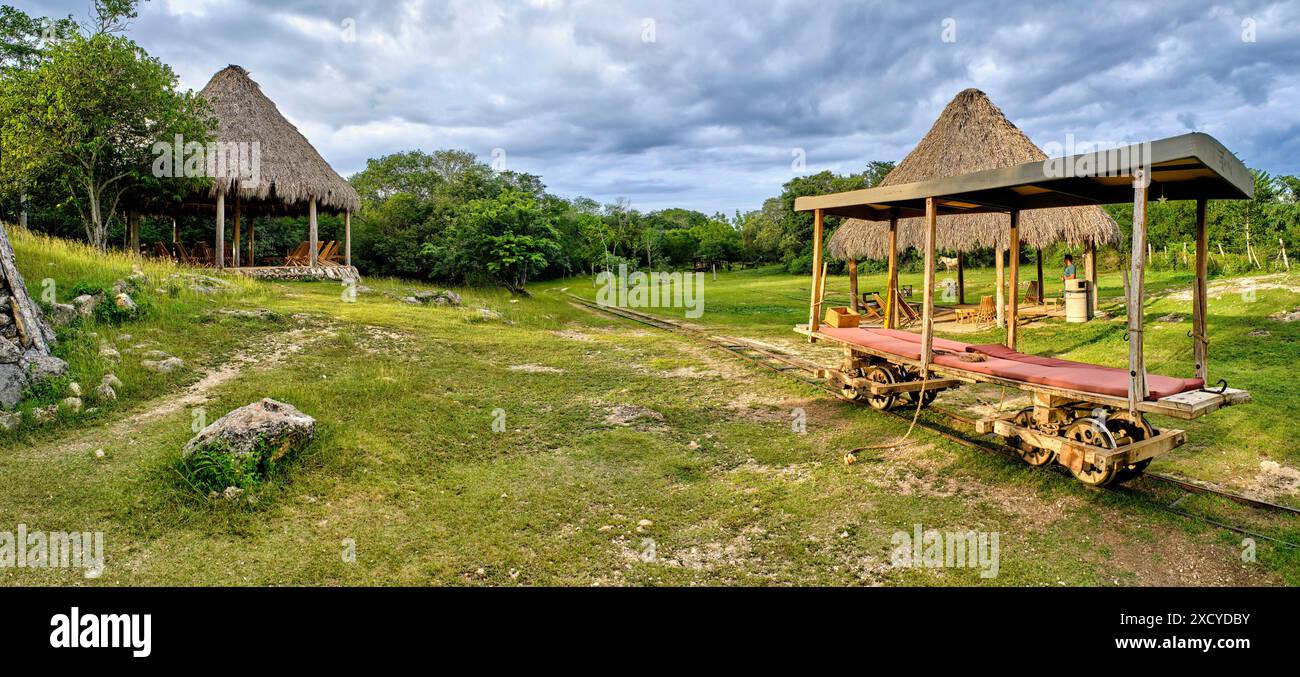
425 189 559 293
864 160 896 188
0 5 75 71
0 30 211 250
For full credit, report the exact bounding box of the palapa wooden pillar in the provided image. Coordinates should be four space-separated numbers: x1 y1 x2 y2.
806 208 825 341
956 251 966 305
232 194 242 268
920 198 938 370
309 197 319 268
127 211 140 256
344 211 352 269
1035 248 1045 304
847 258 859 313
886 212 899 329
215 188 226 270
995 246 1006 328
1193 198 1209 382
1084 241 1098 318
1007 211 1020 350
1127 168 1150 413
249 214 255 267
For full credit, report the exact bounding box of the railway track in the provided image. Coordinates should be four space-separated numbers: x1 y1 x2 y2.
567 294 1300 548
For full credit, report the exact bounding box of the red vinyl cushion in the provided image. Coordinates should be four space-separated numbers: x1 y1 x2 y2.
964 344 1204 399
814 328 1204 401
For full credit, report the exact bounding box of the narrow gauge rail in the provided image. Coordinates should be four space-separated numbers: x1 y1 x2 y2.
567 294 1300 547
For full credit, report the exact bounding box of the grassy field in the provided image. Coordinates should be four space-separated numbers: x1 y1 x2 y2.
4 228 1299 586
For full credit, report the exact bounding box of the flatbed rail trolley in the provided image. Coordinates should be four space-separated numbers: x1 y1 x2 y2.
794 133 1252 486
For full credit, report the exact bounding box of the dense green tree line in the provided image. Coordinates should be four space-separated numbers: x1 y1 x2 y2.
4 1 1299 292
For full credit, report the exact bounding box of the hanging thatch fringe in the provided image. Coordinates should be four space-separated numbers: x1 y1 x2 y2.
828 89 1120 260
199 66 360 214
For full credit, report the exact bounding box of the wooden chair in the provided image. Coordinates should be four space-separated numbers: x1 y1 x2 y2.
873 292 919 328
319 241 340 266
1026 281 1043 304
153 242 174 261
975 295 996 324
283 241 310 266
175 242 196 266
857 293 885 323
193 242 214 267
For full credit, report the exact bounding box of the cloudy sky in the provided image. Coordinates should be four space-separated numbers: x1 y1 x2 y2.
17 0 1300 213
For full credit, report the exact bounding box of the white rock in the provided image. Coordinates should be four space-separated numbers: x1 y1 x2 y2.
142 357 184 374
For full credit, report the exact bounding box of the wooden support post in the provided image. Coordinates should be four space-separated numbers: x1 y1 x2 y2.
847 258 859 313
171 217 177 245
249 213 255 266
886 213 899 329
1193 198 1209 382
807 208 824 340
128 210 140 256
995 246 1005 328
1008 211 1020 350
1084 240 1098 319
215 188 225 270
1035 248 1045 304
1128 168 1150 413
232 194 242 268
309 197 319 268
344 211 352 269
920 198 938 370
956 251 966 305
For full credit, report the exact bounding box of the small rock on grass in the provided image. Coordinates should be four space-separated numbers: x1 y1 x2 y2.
96 384 117 402
102 373 123 389
142 357 184 374
0 411 21 431
183 399 316 480
605 405 663 426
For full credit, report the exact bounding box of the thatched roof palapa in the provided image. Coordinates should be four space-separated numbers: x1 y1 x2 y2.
199 65 360 214
827 89 1119 261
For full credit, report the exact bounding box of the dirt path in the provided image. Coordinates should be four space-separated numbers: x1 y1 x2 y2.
36 322 337 459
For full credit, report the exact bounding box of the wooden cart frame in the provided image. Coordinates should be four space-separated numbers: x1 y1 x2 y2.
794 133 1255 486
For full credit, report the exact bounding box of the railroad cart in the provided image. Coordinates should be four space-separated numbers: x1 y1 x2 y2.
793 133 1253 486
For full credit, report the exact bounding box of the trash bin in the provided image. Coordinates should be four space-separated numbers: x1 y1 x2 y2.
1065 279 1091 323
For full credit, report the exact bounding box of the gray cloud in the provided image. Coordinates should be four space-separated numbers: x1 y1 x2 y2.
16 0 1300 212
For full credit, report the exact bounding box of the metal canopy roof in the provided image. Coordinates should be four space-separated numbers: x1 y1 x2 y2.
794 133 1254 221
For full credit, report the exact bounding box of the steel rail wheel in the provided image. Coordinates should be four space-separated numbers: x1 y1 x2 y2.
1007 408 1056 467
864 365 898 411
1065 418 1118 487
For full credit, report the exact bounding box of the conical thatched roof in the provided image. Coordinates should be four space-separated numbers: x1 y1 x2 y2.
199 65 360 213
828 89 1119 260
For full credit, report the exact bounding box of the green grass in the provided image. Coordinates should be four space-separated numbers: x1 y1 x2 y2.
3 231 1298 586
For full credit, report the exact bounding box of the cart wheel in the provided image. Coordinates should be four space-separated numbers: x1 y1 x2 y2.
864 366 897 411
1065 418 1117 487
903 388 939 408
1106 412 1156 485
1008 408 1056 467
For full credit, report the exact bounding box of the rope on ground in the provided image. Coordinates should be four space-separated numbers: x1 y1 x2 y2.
843 371 931 466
